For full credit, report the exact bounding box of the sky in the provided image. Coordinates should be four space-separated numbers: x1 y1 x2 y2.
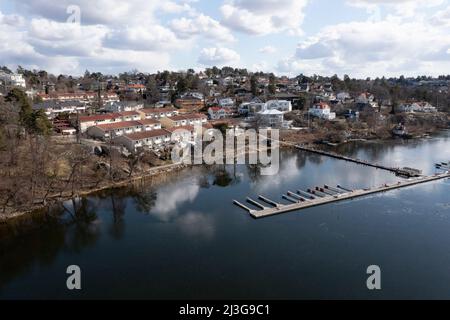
0 0 449 78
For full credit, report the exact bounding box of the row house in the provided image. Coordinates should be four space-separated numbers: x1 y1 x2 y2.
140 107 180 120
33 101 87 118
118 111 141 122
78 113 123 132
115 129 172 152
102 92 120 103
87 121 143 139
165 125 197 143
160 114 208 128
87 119 161 140
139 119 162 131
104 101 144 113
38 91 119 103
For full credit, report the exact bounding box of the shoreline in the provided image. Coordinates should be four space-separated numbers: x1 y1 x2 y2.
0 162 189 223
1 129 449 224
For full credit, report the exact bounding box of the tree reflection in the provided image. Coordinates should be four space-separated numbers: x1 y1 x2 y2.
212 166 241 187
62 197 100 253
0 198 101 292
130 188 157 215
109 194 126 240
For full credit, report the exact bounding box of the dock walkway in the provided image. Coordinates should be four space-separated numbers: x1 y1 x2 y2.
234 172 450 219
295 145 415 176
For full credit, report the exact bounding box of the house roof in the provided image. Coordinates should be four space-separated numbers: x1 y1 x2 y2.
124 129 170 141
168 114 207 121
260 109 283 115
127 84 146 89
141 107 178 114
95 121 142 131
209 107 232 112
165 125 195 133
118 111 140 117
313 102 330 109
79 113 122 122
138 119 160 125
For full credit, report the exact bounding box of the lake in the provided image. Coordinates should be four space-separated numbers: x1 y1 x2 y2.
1 131 450 299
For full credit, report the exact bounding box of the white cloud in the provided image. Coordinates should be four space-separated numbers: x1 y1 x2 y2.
176 211 215 239
28 18 108 57
0 1 196 74
16 0 193 25
104 25 186 52
432 6 450 27
198 47 240 66
259 45 276 54
151 178 200 221
221 0 308 35
169 13 235 42
347 0 445 18
252 60 269 72
278 16 450 77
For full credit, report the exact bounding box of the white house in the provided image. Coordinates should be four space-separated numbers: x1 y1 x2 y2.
239 98 266 116
118 111 141 122
87 119 161 140
160 114 208 128
165 125 197 143
78 113 123 132
218 97 235 109
33 101 87 118
265 100 292 113
182 92 204 100
139 119 162 131
0 72 26 88
398 102 437 113
104 101 144 113
208 107 233 120
309 103 336 120
115 129 172 152
336 92 351 102
140 107 179 120
221 76 234 86
87 121 144 139
258 109 284 128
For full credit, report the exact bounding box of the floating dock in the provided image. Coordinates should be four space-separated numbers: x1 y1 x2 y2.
233 172 450 219
295 145 422 177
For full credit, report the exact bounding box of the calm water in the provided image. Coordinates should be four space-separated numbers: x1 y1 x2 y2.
1 131 450 299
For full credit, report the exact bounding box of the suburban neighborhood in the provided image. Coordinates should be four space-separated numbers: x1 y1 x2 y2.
2 0 450 305
2 66 449 157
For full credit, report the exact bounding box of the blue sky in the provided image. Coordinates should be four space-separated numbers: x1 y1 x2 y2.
0 0 449 77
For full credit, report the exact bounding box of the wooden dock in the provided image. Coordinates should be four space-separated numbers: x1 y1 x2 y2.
233 172 450 219
295 145 422 177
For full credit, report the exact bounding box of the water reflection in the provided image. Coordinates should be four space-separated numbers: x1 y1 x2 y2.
0 198 101 292
176 211 215 240
62 198 101 253
0 131 449 299
212 166 241 188
151 178 200 221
